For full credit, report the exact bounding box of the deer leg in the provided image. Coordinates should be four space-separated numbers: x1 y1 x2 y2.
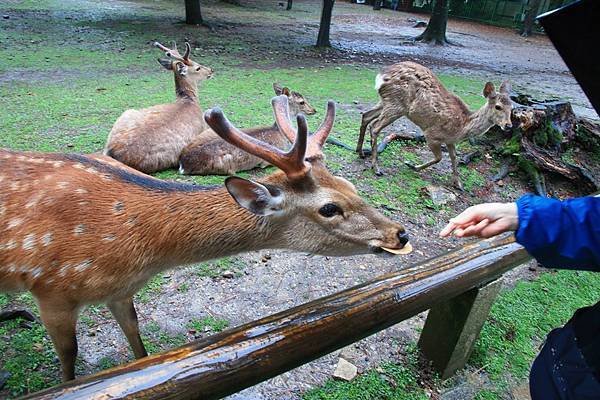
108 297 148 359
369 113 398 175
447 143 463 190
356 105 382 158
407 141 443 171
37 300 79 381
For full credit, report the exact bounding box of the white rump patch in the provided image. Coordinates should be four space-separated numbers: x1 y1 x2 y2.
375 73 385 91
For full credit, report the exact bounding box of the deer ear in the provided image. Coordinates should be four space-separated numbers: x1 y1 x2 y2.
483 82 496 98
176 62 188 76
282 87 291 97
157 58 173 70
225 177 284 216
499 80 512 94
273 82 283 95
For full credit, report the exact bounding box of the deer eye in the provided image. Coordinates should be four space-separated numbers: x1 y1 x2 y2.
299 100 305 105
495 105 503 111
318 203 342 218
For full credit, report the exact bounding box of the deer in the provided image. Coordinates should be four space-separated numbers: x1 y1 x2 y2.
0 96 411 382
103 41 214 174
178 82 317 175
355 61 513 189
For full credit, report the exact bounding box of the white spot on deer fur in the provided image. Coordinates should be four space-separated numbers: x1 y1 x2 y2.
73 224 86 236
31 267 43 279
1 153 10 159
7 264 16 273
57 181 69 189
375 73 385 91
75 188 88 194
75 259 93 272
26 192 44 208
0 202 5 216
7 218 23 229
41 232 53 247
73 163 85 170
10 182 19 191
17 155 26 162
58 263 71 276
30 158 44 164
0 175 4 183
85 167 99 175
102 234 116 242
113 201 125 214
23 233 36 251
53 161 64 168
5 239 17 250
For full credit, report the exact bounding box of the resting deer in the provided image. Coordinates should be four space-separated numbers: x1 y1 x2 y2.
356 62 512 189
0 96 411 382
178 82 317 175
103 41 214 174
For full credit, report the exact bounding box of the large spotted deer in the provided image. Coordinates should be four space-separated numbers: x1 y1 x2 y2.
103 41 214 174
356 62 512 189
0 96 411 382
178 82 317 175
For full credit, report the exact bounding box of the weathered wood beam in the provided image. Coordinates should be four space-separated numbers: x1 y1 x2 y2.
23 234 529 400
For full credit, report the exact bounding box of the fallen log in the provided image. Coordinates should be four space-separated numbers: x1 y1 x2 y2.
23 234 529 400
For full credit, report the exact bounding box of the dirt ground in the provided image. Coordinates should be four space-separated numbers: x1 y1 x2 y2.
1 0 596 399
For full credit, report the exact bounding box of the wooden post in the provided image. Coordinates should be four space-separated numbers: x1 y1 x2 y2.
418 278 503 379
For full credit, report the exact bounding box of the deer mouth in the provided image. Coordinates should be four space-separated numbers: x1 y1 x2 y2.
369 242 413 255
381 242 413 255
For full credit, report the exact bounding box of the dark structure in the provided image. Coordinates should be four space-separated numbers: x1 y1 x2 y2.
317 0 336 47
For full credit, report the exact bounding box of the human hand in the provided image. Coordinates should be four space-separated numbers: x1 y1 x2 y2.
439 202 519 238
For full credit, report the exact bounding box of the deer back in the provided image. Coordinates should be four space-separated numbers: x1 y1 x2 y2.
179 125 290 175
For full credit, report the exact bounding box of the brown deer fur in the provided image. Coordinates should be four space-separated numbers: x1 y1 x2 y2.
356 62 512 189
0 97 408 382
179 83 317 175
103 42 213 174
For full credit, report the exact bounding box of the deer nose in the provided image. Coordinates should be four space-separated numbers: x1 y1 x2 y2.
397 230 409 246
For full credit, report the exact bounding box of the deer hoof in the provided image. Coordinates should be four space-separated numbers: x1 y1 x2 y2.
404 161 417 171
453 179 464 191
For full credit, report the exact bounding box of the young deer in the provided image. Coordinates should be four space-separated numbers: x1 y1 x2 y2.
0 96 410 382
178 82 317 175
103 41 214 174
356 62 512 189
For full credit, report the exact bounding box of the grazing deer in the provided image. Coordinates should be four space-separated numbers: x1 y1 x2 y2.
356 62 512 189
178 82 317 175
103 41 214 174
0 96 410 382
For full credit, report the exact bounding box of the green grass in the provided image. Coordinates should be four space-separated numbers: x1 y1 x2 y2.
303 344 430 400
187 316 230 333
141 321 187 354
135 275 168 304
193 256 245 278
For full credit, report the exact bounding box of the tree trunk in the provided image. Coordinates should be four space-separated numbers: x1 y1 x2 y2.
415 0 449 45
372 0 383 10
521 0 542 37
185 0 203 25
316 0 335 47
286 0 292 10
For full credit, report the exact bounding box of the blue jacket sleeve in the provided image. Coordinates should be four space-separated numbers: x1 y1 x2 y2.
515 194 600 271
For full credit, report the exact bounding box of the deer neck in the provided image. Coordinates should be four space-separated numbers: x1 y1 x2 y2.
459 105 495 139
135 188 277 268
174 75 198 102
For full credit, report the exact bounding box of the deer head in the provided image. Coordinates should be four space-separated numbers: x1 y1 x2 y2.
273 82 317 117
155 41 213 86
483 81 513 131
205 96 411 256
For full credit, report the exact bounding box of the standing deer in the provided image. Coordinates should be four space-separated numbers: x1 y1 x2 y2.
103 41 214 174
356 62 512 189
178 82 317 175
0 96 410 382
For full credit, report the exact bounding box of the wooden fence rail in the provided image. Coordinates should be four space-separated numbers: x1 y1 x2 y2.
22 234 530 400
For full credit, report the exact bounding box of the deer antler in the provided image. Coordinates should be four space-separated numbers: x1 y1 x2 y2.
205 103 310 180
307 100 335 157
271 96 336 159
154 41 193 66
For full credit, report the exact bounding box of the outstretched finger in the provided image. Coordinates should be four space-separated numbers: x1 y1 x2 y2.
456 219 490 237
